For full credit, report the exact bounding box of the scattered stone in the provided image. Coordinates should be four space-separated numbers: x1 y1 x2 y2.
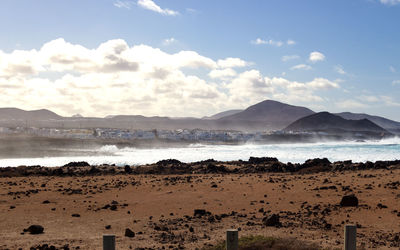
25 225 44 234
340 194 358 207
194 209 207 217
263 214 280 227
125 228 135 238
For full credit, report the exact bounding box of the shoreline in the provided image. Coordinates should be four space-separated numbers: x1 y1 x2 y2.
1 157 400 177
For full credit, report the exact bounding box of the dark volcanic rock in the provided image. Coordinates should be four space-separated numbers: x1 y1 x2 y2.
124 165 132 173
63 161 90 167
125 228 135 238
156 159 182 166
340 194 359 207
25 225 44 234
193 209 207 217
204 163 228 173
303 158 331 167
263 214 280 227
248 157 278 164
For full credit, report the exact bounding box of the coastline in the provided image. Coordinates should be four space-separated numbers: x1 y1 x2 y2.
1 157 400 177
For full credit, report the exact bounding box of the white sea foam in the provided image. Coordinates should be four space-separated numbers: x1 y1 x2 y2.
0 139 399 167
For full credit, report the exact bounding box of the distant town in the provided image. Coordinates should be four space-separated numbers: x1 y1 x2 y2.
0 125 385 144
0 126 289 143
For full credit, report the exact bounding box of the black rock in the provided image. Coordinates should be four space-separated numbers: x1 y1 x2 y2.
26 225 44 234
194 209 207 217
124 165 132 173
71 213 81 217
263 214 280 227
340 194 359 207
125 228 135 238
105 225 111 229
63 161 90 167
248 157 278 164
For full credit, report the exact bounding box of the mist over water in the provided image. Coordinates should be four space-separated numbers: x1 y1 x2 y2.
0 138 399 167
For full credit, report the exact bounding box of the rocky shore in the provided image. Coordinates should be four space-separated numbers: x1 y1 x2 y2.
1 157 400 177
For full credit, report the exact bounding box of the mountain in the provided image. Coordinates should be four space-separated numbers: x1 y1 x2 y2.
0 101 398 135
284 112 389 134
336 112 400 132
202 109 243 120
0 108 62 120
217 100 315 130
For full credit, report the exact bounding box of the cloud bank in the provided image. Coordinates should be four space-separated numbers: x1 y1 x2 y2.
0 38 340 117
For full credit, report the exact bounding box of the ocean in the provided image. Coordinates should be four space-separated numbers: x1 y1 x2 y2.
0 137 399 167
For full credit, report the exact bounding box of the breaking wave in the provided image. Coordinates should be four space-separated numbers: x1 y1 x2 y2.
0 138 399 167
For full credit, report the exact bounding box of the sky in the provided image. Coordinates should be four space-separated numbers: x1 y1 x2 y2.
0 0 400 120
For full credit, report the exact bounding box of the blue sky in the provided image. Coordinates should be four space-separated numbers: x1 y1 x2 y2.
0 0 399 120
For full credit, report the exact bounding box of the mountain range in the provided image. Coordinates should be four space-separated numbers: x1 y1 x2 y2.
0 100 399 134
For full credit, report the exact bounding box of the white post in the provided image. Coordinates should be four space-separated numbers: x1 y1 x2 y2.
103 234 115 250
344 225 356 250
226 229 238 250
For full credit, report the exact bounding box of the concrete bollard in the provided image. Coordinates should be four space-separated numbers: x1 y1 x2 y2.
226 229 238 250
344 225 356 250
103 234 116 250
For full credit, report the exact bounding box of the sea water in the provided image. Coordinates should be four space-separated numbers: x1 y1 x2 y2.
0 138 399 167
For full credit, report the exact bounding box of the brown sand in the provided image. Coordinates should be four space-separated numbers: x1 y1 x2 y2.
0 167 399 249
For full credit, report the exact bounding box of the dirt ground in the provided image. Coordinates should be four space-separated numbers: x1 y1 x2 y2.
0 167 399 249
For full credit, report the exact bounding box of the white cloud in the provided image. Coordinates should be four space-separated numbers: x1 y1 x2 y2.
209 68 237 79
281 55 300 62
217 57 249 68
336 100 367 109
251 38 267 45
380 95 400 106
380 0 400 5
114 1 132 9
334 65 346 75
0 38 342 117
307 78 339 89
290 64 312 70
309 51 325 63
357 95 379 102
137 0 179 16
287 40 296 45
227 70 274 103
162 37 177 46
251 38 283 47
393 80 400 85
390 66 396 73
